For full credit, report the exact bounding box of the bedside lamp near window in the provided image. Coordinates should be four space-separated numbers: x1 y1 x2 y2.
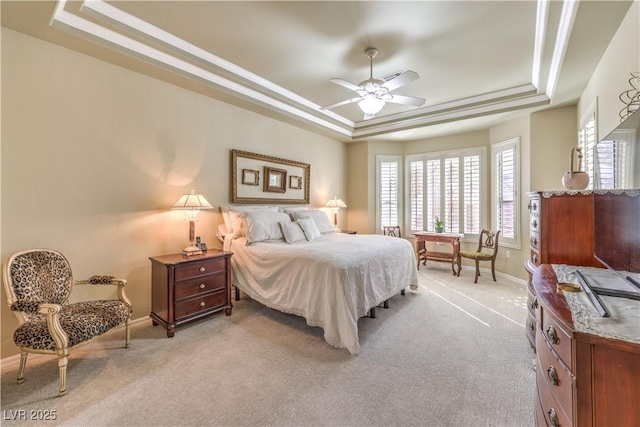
172 190 213 256
325 197 347 231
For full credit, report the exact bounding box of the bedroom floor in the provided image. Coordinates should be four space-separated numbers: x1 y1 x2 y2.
1 263 534 426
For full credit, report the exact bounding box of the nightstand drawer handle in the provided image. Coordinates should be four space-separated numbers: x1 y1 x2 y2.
200 301 205 307
199 267 206 272
547 366 559 386
199 283 205 289
546 326 559 345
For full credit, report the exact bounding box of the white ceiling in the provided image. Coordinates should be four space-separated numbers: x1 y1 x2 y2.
1 0 633 142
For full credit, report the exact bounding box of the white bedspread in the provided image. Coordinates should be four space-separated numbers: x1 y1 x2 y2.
228 232 418 354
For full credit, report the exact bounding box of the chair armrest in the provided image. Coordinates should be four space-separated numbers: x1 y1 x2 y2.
75 277 131 307
10 300 46 314
38 303 69 353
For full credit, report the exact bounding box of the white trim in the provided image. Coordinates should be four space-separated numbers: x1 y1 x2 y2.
532 0 549 89
545 0 579 100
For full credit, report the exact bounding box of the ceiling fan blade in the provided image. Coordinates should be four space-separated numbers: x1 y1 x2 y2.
388 94 426 107
382 70 420 92
330 78 362 92
320 97 363 110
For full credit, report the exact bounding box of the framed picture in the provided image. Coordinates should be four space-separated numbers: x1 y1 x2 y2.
264 166 287 193
289 175 302 189
242 169 259 186
231 149 310 204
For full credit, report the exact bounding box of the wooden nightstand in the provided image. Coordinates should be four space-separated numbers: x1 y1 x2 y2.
149 250 233 337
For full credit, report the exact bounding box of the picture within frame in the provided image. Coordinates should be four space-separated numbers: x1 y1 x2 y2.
264 166 287 193
231 149 310 204
242 169 259 186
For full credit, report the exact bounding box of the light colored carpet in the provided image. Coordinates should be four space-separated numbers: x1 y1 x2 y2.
1 264 535 426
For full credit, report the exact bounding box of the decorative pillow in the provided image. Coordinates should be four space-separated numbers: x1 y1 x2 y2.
227 205 278 238
244 211 291 244
279 221 306 244
297 217 322 241
293 210 335 234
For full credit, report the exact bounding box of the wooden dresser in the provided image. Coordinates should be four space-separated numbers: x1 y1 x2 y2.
525 191 602 349
533 264 640 427
149 251 233 337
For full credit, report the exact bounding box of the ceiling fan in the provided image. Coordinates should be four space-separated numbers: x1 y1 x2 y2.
320 48 426 120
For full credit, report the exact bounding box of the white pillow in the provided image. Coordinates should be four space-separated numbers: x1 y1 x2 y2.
244 211 291 244
228 205 278 238
297 217 321 241
279 221 306 244
293 210 335 234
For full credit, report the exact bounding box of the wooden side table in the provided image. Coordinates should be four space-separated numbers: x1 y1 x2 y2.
149 250 233 337
414 232 463 275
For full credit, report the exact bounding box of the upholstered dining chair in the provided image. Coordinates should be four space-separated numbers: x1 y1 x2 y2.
3 249 132 396
457 229 501 283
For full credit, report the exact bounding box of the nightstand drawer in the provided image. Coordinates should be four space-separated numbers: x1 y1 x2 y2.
539 306 572 364
175 258 226 281
175 291 227 320
175 272 226 300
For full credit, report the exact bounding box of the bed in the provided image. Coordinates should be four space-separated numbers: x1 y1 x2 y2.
220 206 419 354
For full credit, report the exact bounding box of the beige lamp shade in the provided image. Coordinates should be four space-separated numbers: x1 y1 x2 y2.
325 197 347 209
172 190 213 256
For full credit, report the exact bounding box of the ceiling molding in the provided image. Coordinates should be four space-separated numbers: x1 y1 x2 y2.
47 0 576 141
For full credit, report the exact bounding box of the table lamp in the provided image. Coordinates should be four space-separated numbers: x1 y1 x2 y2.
325 197 347 231
172 190 213 256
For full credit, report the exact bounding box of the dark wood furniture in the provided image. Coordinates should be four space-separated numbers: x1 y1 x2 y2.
383 225 401 237
533 264 640 427
525 191 602 350
150 251 233 337
414 232 462 275
457 229 500 283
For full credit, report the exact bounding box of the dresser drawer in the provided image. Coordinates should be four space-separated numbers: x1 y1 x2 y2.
537 367 572 427
530 250 541 267
174 272 226 300
536 329 574 423
175 291 227 320
539 306 572 364
530 230 540 251
175 258 226 281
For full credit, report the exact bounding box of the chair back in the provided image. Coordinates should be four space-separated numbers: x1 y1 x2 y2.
4 249 74 314
476 229 500 258
383 225 401 237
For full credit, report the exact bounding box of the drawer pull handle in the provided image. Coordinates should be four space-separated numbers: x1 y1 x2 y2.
200 302 205 307
548 408 559 427
532 219 537 228
529 320 535 332
529 298 538 310
547 366 559 386
199 284 205 289
546 326 559 345
199 267 206 272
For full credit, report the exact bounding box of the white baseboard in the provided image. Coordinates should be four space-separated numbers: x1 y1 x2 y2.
0 316 151 370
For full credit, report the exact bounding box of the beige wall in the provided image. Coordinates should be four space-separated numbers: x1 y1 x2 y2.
579 1 640 138
1 29 346 358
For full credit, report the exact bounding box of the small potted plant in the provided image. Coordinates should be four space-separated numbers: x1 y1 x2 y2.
435 217 444 233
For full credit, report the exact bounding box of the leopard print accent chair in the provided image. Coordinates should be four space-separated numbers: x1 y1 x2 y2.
3 249 132 396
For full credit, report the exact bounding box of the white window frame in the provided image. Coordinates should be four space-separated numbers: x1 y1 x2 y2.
405 147 486 240
376 155 403 234
578 100 598 189
491 137 520 249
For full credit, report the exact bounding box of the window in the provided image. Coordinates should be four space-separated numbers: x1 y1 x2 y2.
579 102 597 189
407 148 484 236
377 155 402 232
491 138 520 248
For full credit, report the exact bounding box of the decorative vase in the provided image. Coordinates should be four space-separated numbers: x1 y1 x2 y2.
562 146 589 190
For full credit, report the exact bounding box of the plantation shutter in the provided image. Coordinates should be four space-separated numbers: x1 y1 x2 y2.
409 160 424 231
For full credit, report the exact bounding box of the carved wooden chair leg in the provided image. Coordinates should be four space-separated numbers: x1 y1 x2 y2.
125 318 131 348
58 356 68 396
491 260 497 281
17 351 28 384
474 260 481 284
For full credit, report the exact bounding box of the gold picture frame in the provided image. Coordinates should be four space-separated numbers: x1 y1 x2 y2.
231 149 310 204
264 166 287 193
289 175 302 189
242 169 259 186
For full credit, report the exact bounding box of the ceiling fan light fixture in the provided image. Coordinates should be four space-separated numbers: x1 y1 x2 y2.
358 94 385 116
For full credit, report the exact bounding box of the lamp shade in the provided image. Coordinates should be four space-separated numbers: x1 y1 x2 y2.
172 190 213 210
357 94 385 115
325 197 347 209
